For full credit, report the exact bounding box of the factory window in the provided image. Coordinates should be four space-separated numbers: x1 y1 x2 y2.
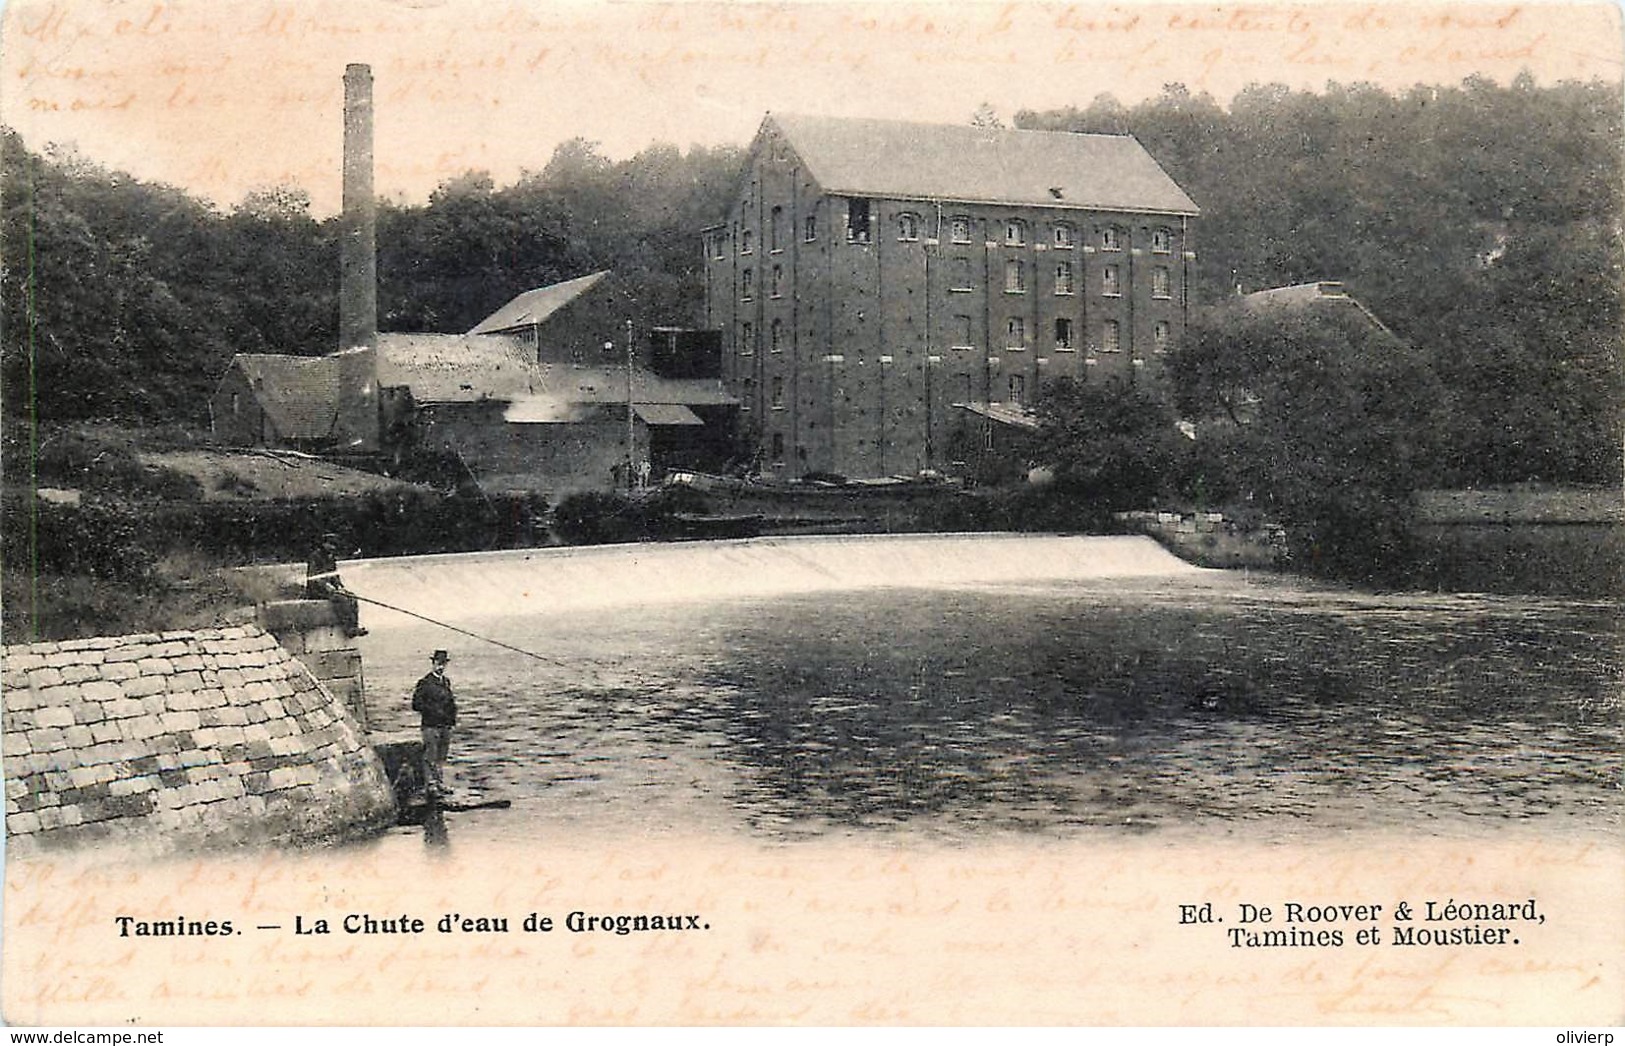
1152 227 1173 253
771 432 786 462
898 213 920 241
1053 223 1075 249
231 392 241 416
950 216 973 244
1054 261 1074 295
1152 266 1171 299
1008 374 1026 406
950 257 973 291
804 214 817 242
708 232 725 260
1154 320 1171 352
1005 219 1027 246
1102 319 1122 353
771 318 784 353
771 265 784 298
1102 265 1120 297
741 268 754 300
1101 226 1122 251
741 377 755 410
1055 318 1074 351
845 198 871 243
1005 260 1026 293
1006 317 1026 348
740 321 754 355
770 207 784 252
771 376 785 410
741 229 754 255
952 315 974 349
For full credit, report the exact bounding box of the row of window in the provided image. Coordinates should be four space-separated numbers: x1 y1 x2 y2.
738 374 1046 412
734 318 1170 356
738 261 1174 300
714 211 1178 259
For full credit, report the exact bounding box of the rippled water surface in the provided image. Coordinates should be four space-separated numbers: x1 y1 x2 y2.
359 573 1622 843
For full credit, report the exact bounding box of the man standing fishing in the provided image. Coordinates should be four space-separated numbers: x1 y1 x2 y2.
412 650 457 802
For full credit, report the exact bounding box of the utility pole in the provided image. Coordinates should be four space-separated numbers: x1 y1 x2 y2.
625 318 636 492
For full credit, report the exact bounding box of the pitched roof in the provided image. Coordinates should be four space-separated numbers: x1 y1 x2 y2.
466 272 609 336
233 355 342 441
502 367 736 422
766 113 1199 216
1241 281 1395 337
376 332 540 402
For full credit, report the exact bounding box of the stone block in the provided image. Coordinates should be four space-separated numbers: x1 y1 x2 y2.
59 664 100 685
27 727 66 753
104 698 144 719
137 658 174 676
140 696 169 716
27 668 63 688
305 649 362 680
150 642 188 659
259 600 341 633
33 706 75 729
122 676 167 698
193 688 228 710
3 733 31 759
44 651 80 668
167 671 205 693
9 811 41 835
301 627 352 653
171 655 205 673
267 767 300 791
3 668 27 690
62 725 94 747
267 734 302 757
160 710 201 733
128 717 165 741
80 678 125 701
263 718 294 740
89 722 121 744
101 646 144 664
6 653 46 673
216 668 245 689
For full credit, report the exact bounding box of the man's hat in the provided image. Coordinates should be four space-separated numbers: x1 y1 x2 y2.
430 650 450 664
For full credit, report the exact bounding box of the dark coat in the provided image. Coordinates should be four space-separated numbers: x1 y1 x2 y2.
412 670 457 727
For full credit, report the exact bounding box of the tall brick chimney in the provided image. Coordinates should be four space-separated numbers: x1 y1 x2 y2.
340 63 377 351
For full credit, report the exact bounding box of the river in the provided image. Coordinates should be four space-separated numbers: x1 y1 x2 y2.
346 535 1622 845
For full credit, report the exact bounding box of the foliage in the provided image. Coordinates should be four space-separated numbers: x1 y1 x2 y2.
1030 377 1190 513
2 74 1617 495
1170 300 1450 584
1018 76 1622 487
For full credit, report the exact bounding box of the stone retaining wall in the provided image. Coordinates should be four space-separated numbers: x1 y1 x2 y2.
3 625 395 857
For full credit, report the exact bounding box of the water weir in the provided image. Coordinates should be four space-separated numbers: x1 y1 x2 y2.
340 533 1207 627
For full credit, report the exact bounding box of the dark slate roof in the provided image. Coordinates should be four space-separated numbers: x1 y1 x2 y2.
233 355 341 441
376 333 539 402
466 272 609 336
768 113 1199 216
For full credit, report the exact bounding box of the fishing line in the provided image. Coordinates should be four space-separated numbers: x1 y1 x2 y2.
343 590 612 683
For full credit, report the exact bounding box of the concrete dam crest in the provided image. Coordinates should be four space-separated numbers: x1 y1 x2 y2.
341 533 1205 627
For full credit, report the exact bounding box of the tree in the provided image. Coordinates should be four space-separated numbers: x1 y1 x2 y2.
1029 377 1189 514
1172 300 1449 584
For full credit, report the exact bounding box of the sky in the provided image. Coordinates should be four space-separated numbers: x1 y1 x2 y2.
1 0 1621 215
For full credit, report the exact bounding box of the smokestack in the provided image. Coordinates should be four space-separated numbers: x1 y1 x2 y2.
340 63 377 350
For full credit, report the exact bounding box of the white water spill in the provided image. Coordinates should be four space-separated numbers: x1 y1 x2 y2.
339 533 1205 628
343 535 1622 847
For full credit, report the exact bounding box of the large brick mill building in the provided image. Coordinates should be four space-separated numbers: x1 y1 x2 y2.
702 114 1200 479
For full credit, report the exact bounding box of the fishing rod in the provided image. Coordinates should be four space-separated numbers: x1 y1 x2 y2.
340 588 609 680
